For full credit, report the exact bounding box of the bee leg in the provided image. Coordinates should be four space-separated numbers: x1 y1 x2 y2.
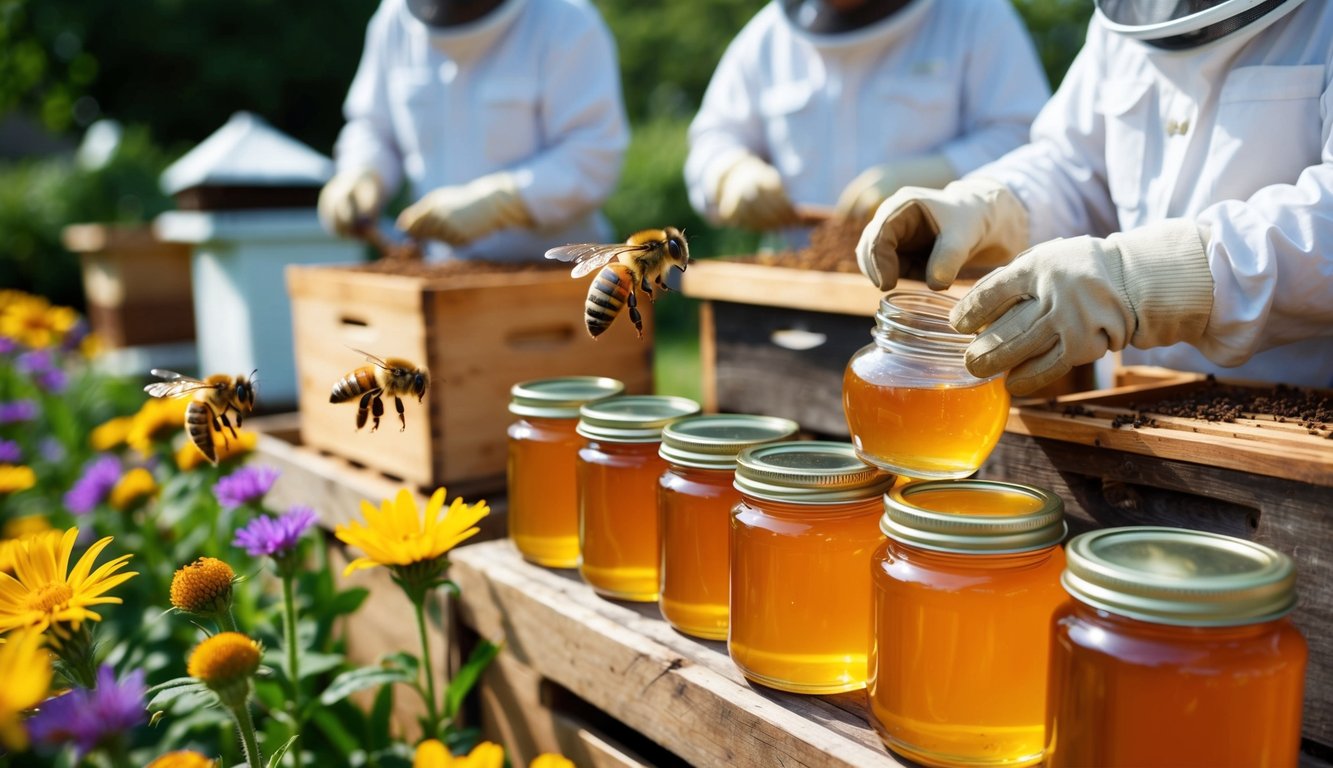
394 396 406 431
219 412 239 440
370 394 385 432
655 274 671 293
627 287 644 339
640 277 654 300
211 413 231 449
356 391 375 431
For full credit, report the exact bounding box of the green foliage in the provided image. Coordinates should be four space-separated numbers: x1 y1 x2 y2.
1011 0 1096 90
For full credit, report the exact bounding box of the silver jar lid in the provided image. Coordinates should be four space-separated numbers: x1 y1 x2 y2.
734 441 895 504
509 376 625 419
660 414 800 470
576 395 701 443
881 479 1066 554
1062 527 1298 627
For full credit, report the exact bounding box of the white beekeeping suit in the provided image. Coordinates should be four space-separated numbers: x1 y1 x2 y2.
857 0 1333 393
685 0 1049 245
320 0 629 262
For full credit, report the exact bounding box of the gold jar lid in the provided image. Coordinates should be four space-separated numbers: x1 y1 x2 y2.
509 376 625 419
734 441 895 504
1063 527 1297 627
660 414 800 470
576 395 701 443
881 479 1066 554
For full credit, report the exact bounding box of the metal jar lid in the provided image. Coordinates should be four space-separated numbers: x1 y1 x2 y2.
734 441 896 504
1062 527 1298 627
660 414 801 470
881 479 1066 554
576 395 701 443
509 376 625 419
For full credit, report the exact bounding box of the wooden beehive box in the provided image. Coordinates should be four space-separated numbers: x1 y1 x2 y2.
287 261 655 491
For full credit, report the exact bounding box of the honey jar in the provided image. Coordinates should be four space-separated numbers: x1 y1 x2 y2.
658 414 799 640
507 376 625 568
1046 527 1307 767
577 395 700 602
869 479 1067 767
843 289 1009 479
730 441 895 694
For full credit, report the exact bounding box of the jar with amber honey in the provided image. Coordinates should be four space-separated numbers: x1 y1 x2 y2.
658 414 799 640
870 479 1067 767
577 395 700 602
1047 527 1307 768
730 441 895 694
843 289 1009 479
507 376 625 568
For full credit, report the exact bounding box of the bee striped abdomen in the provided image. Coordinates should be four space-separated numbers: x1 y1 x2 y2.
185 401 217 464
330 368 378 403
585 264 633 337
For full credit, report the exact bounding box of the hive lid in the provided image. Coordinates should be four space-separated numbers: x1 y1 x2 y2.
160 112 334 195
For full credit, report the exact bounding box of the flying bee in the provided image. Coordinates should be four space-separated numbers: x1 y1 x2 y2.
329 349 430 432
545 227 690 338
143 369 257 466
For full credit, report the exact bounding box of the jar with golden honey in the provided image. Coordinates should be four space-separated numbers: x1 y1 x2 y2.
730 441 895 694
507 376 625 568
1047 527 1307 768
577 395 700 602
843 289 1009 479
869 479 1067 767
658 414 799 640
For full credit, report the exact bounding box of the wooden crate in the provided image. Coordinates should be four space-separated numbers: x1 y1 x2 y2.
981 378 1333 756
287 264 655 491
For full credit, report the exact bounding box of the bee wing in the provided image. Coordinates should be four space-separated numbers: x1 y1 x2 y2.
545 242 647 279
144 369 210 398
349 347 391 370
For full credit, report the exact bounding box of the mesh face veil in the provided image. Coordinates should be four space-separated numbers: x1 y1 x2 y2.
780 0 918 35
406 0 508 28
1096 0 1305 49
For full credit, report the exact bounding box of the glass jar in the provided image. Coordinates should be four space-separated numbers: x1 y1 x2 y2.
658 414 799 640
577 395 700 602
869 479 1067 768
843 289 1009 479
730 441 896 694
1047 527 1307 768
507 376 624 568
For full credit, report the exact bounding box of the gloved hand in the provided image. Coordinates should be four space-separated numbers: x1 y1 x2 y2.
855 178 1029 291
715 153 798 230
835 154 956 221
397 172 533 246
951 220 1214 396
318 169 385 237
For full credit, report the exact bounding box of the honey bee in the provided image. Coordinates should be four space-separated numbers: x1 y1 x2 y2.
545 227 690 338
144 370 257 466
329 350 430 432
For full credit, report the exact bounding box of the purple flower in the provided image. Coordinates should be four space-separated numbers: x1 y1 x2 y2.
64 455 122 514
0 399 37 424
39 437 64 463
27 665 146 758
213 464 280 508
15 348 56 376
35 367 69 393
0 335 17 355
0 438 20 464
233 505 317 559
60 319 89 352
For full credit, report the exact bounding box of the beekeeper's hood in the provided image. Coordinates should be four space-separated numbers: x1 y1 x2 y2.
780 0 936 51
408 0 527 60
1096 0 1307 49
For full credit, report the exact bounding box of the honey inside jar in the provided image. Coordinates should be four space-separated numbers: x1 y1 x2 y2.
658 466 733 638
579 444 669 601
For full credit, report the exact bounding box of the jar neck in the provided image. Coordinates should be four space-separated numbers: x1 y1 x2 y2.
1068 597 1290 639
890 538 1061 568
872 314 970 362
667 464 734 482
584 438 660 455
739 493 883 519
521 415 579 430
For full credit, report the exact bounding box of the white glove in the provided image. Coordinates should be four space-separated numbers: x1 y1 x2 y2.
856 178 1029 291
835 154 956 221
951 220 1214 396
397 172 533 246
318 169 385 237
715 153 798 230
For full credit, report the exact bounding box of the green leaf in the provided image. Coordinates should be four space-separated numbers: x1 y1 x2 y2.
329 586 370 616
147 680 213 713
309 704 361 756
319 664 416 706
444 640 501 719
368 681 394 754
266 735 299 768
299 651 349 680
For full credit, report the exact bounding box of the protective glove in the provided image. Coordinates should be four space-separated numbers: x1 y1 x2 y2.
835 154 956 221
396 172 533 246
318 169 385 237
715 153 798 230
855 177 1029 291
951 219 1214 396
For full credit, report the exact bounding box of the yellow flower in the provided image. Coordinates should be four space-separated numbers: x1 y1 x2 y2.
414 740 505 768
170 557 235 617
335 487 488 576
147 751 218 768
0 294 78 349
530 756 575 768
127 397 189 456
90 416 134 451
174 429 256 471
188 632 261 704
0 465 36 495
0 528 137 635
2 515 50 540
109 467 158 510
0 629 53 751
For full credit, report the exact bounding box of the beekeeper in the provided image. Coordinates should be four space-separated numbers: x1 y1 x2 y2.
857 0 1333 394
318 0 628 261
684 0 1049 243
